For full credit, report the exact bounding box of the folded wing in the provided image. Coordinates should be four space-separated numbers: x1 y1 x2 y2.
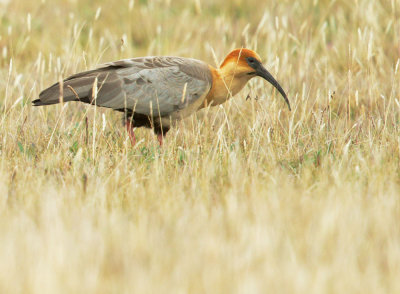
33 57 213 118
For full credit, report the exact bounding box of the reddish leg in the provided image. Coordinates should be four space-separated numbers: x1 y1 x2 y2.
157 133 163 146
125 120 136 146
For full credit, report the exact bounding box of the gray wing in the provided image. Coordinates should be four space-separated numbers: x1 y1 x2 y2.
34 57 213 117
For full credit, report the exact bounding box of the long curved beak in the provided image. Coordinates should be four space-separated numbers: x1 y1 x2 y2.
256 65 291 111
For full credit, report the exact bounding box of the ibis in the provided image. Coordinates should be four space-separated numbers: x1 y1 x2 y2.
33 48 290 145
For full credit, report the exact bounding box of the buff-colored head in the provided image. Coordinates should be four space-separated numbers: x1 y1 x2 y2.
220 48 291 110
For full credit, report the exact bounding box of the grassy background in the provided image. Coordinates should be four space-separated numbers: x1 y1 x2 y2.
0 0 400 293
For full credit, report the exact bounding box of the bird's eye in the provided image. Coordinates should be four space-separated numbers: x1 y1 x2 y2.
248 58 255 63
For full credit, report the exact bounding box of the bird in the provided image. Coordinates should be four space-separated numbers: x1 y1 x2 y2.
33 48 290 145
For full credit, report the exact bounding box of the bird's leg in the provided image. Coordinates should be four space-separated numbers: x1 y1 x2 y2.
157 133 163 146
155 126 169 146
125 120 136 146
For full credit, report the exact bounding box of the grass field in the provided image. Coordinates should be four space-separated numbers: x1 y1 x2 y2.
0 0 400 293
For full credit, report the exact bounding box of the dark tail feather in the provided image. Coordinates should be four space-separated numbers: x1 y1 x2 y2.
32 97 61 106
32 98 44 106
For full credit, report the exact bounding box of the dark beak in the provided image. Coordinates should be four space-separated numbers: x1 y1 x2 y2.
255 64 291 111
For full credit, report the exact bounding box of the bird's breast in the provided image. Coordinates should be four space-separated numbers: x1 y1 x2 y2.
205 72 250 106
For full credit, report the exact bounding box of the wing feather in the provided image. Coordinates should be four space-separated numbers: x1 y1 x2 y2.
34 57 212 118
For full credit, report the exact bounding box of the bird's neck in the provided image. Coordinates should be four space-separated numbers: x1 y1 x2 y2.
204 65 251 107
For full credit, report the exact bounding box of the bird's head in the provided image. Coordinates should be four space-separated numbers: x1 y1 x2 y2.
220 48 291 111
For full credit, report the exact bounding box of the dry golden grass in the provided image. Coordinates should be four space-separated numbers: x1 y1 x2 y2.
0 0 400 293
